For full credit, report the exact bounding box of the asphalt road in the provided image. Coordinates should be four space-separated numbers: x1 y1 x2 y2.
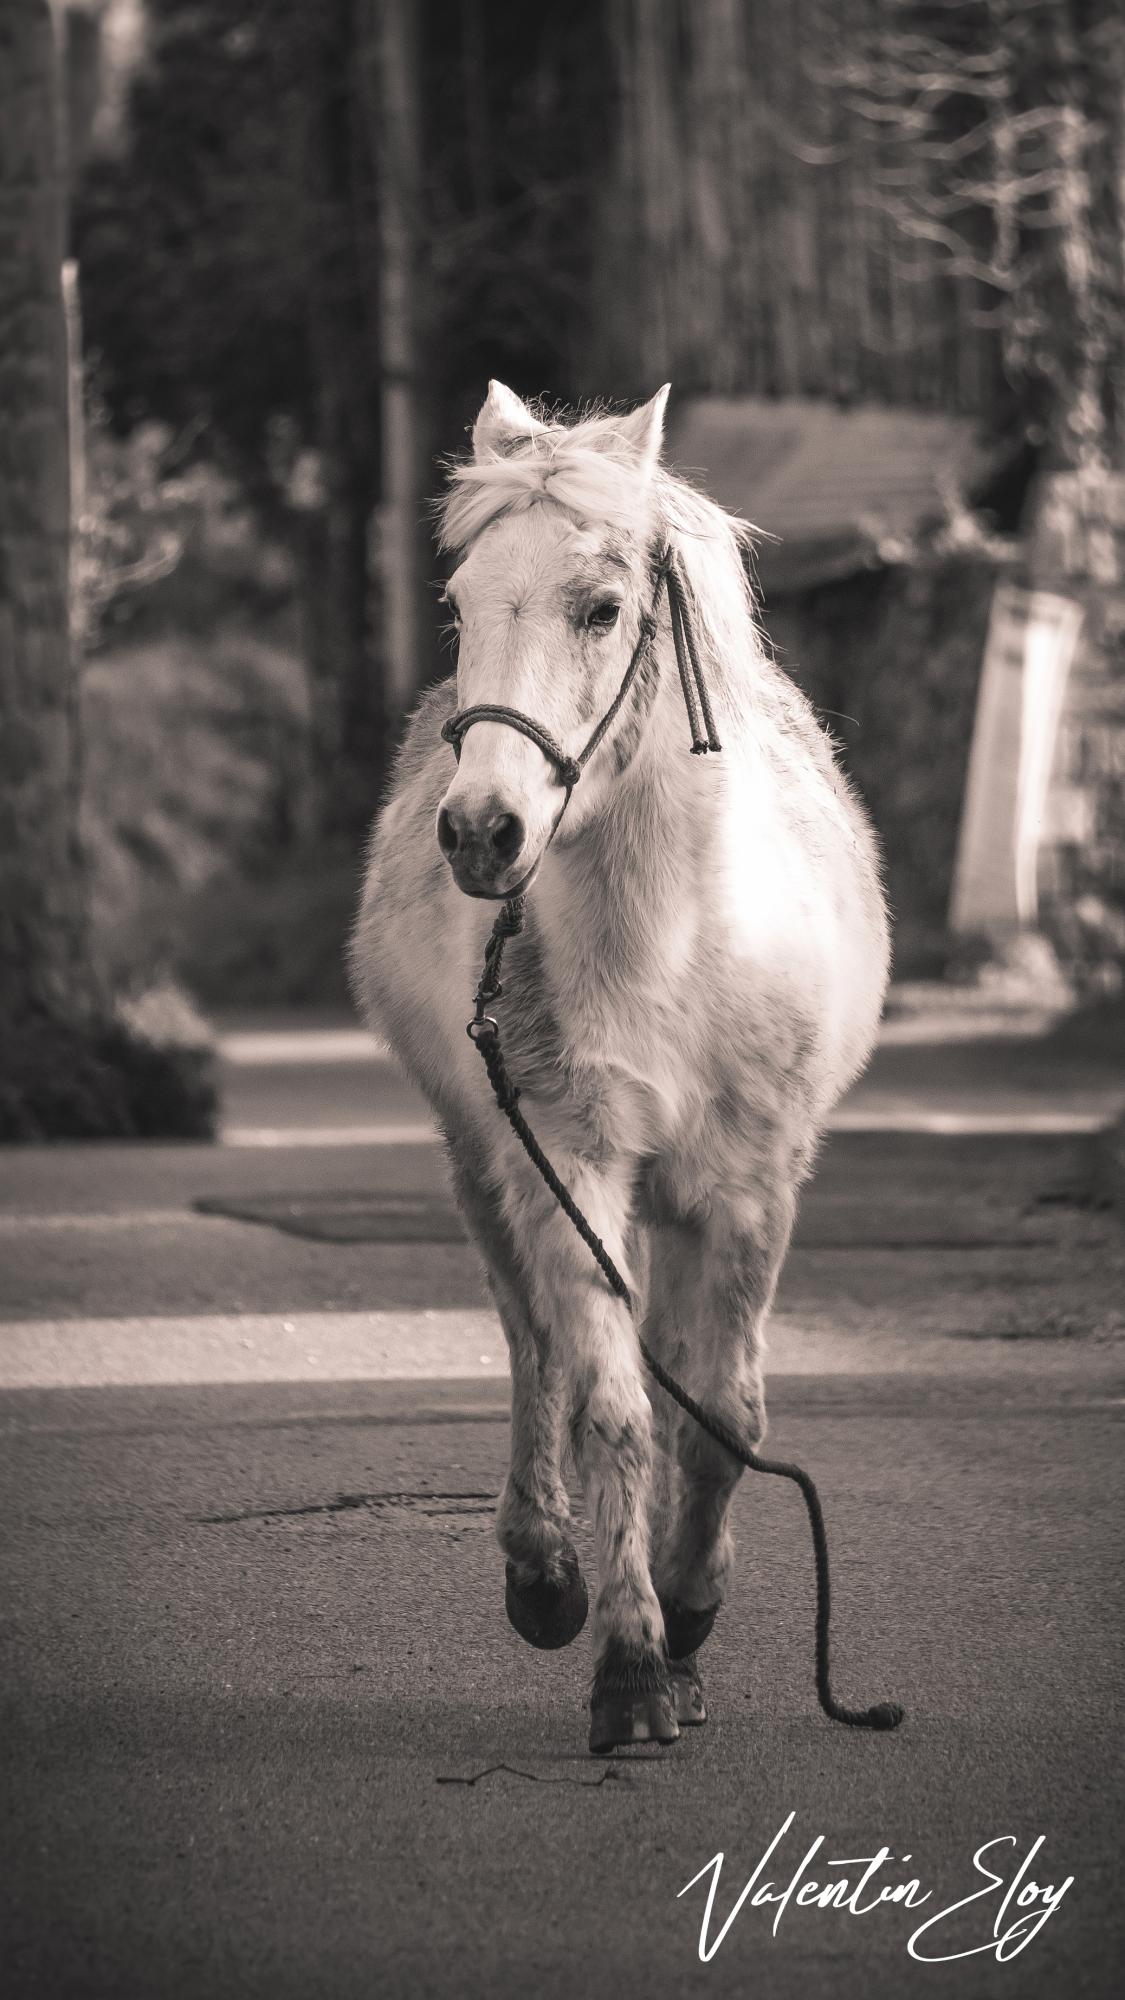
2 1040 1123 1999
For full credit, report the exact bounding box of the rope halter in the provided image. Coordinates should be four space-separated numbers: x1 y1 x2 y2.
439 544 721 811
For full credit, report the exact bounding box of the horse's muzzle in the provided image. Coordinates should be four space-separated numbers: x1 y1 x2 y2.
436 798 534 899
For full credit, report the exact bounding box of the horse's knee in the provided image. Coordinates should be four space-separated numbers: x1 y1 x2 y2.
570 1377 653 1477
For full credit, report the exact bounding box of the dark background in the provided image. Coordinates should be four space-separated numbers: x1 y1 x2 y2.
55 0 1125 1025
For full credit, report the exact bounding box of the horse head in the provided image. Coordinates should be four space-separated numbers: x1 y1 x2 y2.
435 381 670 899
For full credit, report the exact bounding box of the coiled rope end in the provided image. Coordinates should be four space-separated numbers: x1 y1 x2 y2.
864 1701 905 1731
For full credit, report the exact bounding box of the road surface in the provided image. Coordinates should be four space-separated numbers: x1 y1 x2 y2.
1 1026 1123 1997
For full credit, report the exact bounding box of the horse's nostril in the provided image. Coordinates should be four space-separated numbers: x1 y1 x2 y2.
488 812 525 864
436 807 460 859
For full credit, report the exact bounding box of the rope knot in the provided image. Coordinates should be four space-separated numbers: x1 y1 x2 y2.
496 899 524 939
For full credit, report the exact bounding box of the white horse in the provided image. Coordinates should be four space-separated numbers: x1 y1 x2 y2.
351 382 890 1752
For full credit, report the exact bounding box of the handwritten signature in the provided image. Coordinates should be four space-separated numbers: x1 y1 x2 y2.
678 1812 1073 1964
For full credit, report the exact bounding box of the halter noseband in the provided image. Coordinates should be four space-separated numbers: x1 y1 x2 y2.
439 544 722 808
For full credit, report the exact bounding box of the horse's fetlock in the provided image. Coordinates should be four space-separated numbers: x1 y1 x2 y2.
592 1636 671 1699
495 1487 568 1577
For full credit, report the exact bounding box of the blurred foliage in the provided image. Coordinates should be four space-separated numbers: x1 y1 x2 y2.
82 628 313 984
0 992 218 1142
78 410 320 996
73 0 614 859
583 0 1124 476
74 1 317 505
76 409 297 645
73 0 613 493
179 848 360 1008
66 0 1125 1002
814 0 1125 470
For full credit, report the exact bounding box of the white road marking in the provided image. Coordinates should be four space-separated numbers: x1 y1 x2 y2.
219 1029 390 1064
219 1017 1073 1064
830 1108 1106 1135
0 1310 503 1387
876 1010 1067 1045
219 1109 1109 1148
0 1210 216 1234
2 1305 1120 1392
221 1123 442 1148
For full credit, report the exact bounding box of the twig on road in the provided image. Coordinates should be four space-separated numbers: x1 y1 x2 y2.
436 1762 629 1787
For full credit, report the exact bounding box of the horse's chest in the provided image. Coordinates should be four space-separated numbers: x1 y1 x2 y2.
552 962 691 1149
512 883 708 1150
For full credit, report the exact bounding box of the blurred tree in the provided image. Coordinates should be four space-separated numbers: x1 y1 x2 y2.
281 0 384 838
73 0 383 836
822 0 1125 471
0 0 215 1137
72 0 615 842
589 0 1125 472
0 0 87 1028
364 0 428 722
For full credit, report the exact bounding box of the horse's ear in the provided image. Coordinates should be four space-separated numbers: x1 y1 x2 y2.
616 385 670 471
472 380 544 460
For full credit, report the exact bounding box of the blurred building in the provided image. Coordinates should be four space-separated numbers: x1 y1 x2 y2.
668 397 985 595
669 399 1125 988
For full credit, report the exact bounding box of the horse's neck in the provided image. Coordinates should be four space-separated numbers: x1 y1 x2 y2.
538 659 715 981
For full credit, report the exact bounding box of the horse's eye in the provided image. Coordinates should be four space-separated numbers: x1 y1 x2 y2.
587 600 620 632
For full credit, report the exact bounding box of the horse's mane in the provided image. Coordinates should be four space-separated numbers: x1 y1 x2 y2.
437 407 769 714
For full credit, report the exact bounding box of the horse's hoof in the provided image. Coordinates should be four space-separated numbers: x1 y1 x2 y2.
660 1596 720 1661
670 1652 707 1727
588 1645 679 1754
505 1551 588 1650
589 1687 680 1754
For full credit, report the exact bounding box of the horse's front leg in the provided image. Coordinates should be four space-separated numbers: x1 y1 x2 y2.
640 1216 712 1727
449 1149 587 1650
651 1180 798 1662
502 1147 676 1754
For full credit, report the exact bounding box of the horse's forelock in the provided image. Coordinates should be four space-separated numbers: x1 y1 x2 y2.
436 414 765 700
437 426 650 555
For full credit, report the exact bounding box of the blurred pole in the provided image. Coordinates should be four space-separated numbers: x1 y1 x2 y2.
368 0 425 714
288 2 381 845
